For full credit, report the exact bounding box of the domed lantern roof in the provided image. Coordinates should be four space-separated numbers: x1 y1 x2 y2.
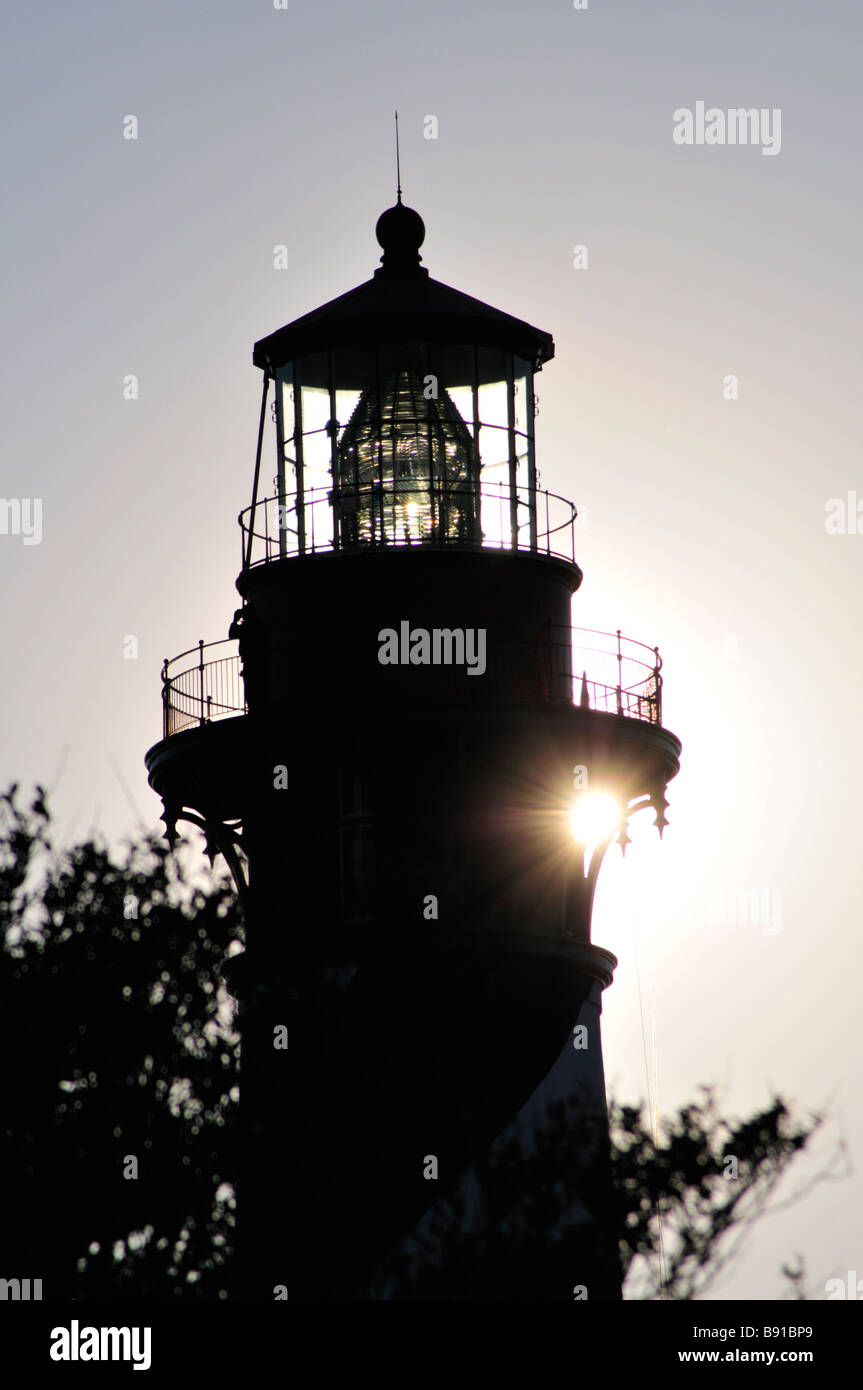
252 198 554 380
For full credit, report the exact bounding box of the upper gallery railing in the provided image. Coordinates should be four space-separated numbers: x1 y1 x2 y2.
239 482 578 567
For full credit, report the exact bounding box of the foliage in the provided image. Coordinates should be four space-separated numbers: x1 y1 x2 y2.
1 784 241 1298
0 784 843 1300
371 1089 832 1299
613 1089 830 1300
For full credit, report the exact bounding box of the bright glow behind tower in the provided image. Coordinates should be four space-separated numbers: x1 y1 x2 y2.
570 792 621 852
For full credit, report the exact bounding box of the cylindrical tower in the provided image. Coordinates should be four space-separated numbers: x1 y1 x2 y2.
145 197 681 1300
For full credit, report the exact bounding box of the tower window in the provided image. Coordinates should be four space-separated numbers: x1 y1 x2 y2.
338 769 375 921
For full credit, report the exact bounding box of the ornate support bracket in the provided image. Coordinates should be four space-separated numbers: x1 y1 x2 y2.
565 781 673 941
161 802 250 909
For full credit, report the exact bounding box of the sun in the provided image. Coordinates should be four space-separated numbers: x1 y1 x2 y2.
569 792 621 850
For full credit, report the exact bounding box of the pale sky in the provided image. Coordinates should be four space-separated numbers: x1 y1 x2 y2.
2 0 862 1300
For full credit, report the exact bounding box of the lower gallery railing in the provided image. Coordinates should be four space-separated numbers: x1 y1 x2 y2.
160 629 663 738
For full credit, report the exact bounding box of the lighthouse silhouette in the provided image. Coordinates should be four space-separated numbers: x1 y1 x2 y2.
145 193 682 1300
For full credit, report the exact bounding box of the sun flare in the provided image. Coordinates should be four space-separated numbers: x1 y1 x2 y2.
569 792 621 849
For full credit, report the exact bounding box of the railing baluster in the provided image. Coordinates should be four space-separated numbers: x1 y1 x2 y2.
196 640 204 726
161 658 169 739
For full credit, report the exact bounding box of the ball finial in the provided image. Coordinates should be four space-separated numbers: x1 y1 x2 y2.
375 199 426 275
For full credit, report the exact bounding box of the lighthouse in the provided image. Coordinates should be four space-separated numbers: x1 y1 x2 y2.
145 194 682 1300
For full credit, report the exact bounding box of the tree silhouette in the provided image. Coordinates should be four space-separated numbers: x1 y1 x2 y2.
0 784 844 1299
1 784 241 1299
370 1087 840 1300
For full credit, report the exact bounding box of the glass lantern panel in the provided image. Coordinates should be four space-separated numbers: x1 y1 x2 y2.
476 374 509 548
265 346 540 556
274 365 296 556
447 384 474 433
513 358 535 549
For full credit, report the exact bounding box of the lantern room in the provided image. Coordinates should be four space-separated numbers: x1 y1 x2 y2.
245 197 563 564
